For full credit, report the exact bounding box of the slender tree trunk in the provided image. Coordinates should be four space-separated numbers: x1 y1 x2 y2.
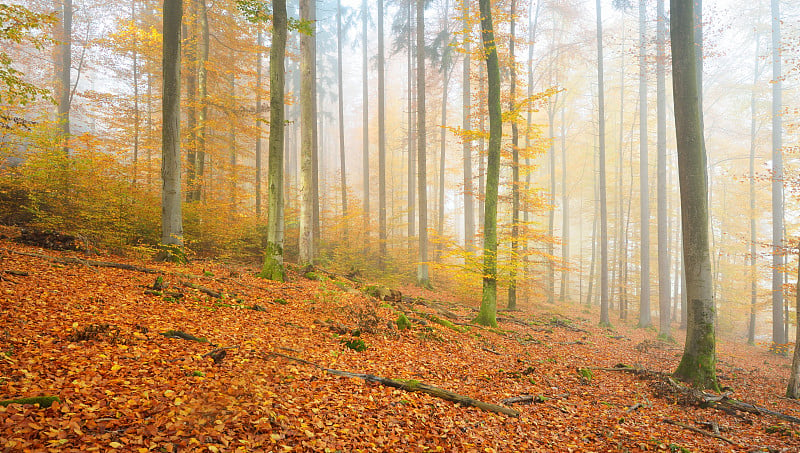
436 0 450 263
587 147 598 308
184 2 197 202
613 23 625 311
261 0 287 281
194 0 209 202
462 0 473 250
408 0 416 241
672 0 718 391
748 6 761 345
56 0 72 155
362 0 370 231
337 0 348 234
474 0 501 328
255 31 264 217
559 104 568 303
161 0 183 247
311 1 320 250
508 0 519 309
657 0 670 338
770 0 785 350
547 102 556 304
597 0 610 327
299 0 315 265
378 0 387 259
638 0 651 328
131 0 140 183
416 0 430 287
525 0 541 304
146 74 153 186
228 72 237 216
478 65 485 233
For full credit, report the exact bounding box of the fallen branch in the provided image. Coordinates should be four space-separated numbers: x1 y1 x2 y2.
202 346 239 364
180 281 222 298
663 418 739 446
268 352 519 417
0 396 60 408
160 330 211 344
4 270 28 276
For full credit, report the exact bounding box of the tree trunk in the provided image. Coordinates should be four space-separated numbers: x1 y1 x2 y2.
362 0 370 231
56 0 72 155
184 2 197 202
559 103 568 303
587 146 598 308
408 0 416 241
462 0 473 250
547 103 556 305
337 0 348 235
416 0 430 288
656 0 670 339
161 0 183 247
311 1 320 251
508 0 518 310
638 0 651 328
228 71 237 216
525 0 541 304
193 0 209 202
378 0 387 260
671 0 718 391
255 31 264 217
787 247 800 398
770 0 785 350
261 0 287 281
436 0 450 264
131 0 140 183
299 0 315 265
473 0 501 328
747 6 761 345
596 0 610 327
478 66 485 234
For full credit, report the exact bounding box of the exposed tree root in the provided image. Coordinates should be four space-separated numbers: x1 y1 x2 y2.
267 352 520 417
663 418 740 446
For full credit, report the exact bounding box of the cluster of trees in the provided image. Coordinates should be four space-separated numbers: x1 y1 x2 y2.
2 0 800 392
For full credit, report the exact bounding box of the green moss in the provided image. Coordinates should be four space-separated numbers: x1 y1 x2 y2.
399 379 421 389
396 313 412 330
203 270 214 277
0 396 59 408
274 298 288 305
425 314 466 332
259 243 286 281
304 271 322 281
578 367 594 383
154 244 187 264
160 330 209 343
341 338 367 352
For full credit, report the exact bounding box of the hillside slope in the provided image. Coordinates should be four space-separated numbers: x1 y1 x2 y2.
1 239 798 452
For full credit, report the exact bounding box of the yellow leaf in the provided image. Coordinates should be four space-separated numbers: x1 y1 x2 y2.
208 446 219 453
109 441 123 448
111 364 122 372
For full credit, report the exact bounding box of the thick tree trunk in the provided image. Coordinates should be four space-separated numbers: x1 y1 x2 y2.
161 0 183 247
261 0 287 281
671 0 718 391
416 0 430 288
770 0 785 350
787 248 800 398
596 0 610 327
638 0 651 329
474 0 501 328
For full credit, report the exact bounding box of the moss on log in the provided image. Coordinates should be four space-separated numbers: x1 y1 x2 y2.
0 396 59 408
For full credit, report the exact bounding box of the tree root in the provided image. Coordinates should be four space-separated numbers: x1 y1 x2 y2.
663 418 739 446
267 352 520 417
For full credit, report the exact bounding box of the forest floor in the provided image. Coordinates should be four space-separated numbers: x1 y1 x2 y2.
1 234 799 452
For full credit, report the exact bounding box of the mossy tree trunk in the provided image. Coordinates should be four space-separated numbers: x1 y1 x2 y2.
261 0 287 282
671 0 719 392
299 0 315 266
473 0 501 328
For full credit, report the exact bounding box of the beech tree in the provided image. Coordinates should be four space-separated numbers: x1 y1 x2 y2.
55 0 72 154
261 0 287 281
161 0 183 249
299 0 315 265
416 0 430 287
671 0 719 391
473 0 501 328
597 0 610 327
770 0 785 350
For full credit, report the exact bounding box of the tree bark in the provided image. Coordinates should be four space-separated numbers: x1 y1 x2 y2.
770 0 785 350
474 0 501 328
508 0 519 310
261 0 287 282
378 0 387 260
787 247 800 398
55 0 72 155
161 0 183 247
299 0 315 265
255 31 264 218
462 0 474 250
638 0 651 329
671 0 719 391
416 0 430 287
362 0 370 231
596 0 610 327
337 0 348 236
656 0 670 339
747 7 761 345
192 0 209 202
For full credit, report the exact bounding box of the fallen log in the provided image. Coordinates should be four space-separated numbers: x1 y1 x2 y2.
268 352 519 417
0 396 60 408
663 418 739 446
180 280 222 298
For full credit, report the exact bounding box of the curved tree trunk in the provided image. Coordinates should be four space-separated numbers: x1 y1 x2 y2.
671 0 719 391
